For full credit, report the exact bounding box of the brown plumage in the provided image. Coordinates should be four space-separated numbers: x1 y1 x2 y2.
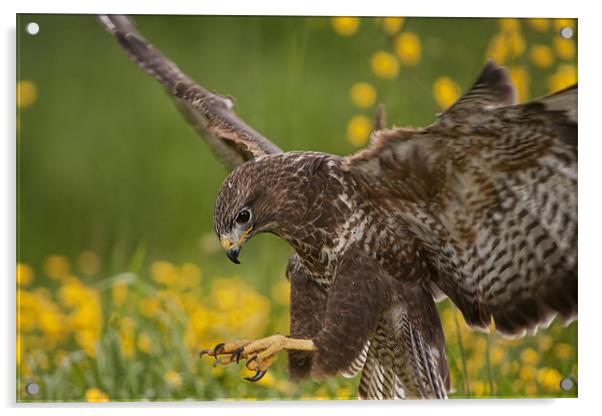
101 15 577 399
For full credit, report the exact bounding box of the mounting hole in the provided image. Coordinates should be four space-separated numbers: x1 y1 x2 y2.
560 377 574 391
560 26 573 39
26 22 40 36
25 382 40 395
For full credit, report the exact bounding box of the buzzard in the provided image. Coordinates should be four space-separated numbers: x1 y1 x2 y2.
100 15 577 399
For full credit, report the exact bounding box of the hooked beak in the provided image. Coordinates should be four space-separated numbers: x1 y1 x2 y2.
220 227 253 265
225 247 241 264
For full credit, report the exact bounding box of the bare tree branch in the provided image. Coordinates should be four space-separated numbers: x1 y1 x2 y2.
98 14 282 171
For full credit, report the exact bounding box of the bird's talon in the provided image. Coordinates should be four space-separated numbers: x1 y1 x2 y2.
246 354 258 369
244 369 266 382
232 347 244 363
212 342 225 356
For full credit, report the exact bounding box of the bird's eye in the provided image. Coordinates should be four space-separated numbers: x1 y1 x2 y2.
235 209 251 224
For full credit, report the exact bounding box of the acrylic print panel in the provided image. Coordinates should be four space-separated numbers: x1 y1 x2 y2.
16 14 577 402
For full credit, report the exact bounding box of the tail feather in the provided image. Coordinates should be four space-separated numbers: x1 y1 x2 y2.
358 301 449 399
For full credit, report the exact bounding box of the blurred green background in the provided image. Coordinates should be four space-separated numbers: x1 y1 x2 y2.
17 15 577 402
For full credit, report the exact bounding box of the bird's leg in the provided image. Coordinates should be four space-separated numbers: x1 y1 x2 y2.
200 334 315 381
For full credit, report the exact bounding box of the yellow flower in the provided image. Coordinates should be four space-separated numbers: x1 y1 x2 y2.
507 30 526 57
537 367 562 391
554 343 573 360
432 76 460 110
525 381 538 396
499 18 520 32
137 333 153 354
487 34 508 64
520 366 536 381
315 386 329 400
370 51 399 79
16 334 24 365
346 115 372 147
520 347 539 365
554 37 576 60
466 356 483 375
85 387 109 403
213 281 239 310
272 279 291 305
17 80 38 108
530 44 554 68
44 255 70 280
77 251 100 276
381 17 404 35
111 280 129 307
508 66 530 102
490 345 505 366
548 64 577 92
331 17 359 36
553 19 575 31
139 296 162 318
17 263 34 286
537 335 553 351
76 329 99 357
180 263 202 287
276 379 294 395
164 369 183 388
473 380 487 397
528 18 550 32
512 379 524 393
394 32 421 66
337 386 353 400
350 82 377 108
151 261 178 286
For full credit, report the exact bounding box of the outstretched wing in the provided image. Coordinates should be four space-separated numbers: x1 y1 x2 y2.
98 14 282 170
345 61 577 337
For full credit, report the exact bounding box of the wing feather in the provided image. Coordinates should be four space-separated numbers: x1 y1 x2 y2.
345 61 577 337
98 14 282 171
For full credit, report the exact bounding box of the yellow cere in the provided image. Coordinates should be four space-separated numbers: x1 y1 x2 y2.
220 236 234 250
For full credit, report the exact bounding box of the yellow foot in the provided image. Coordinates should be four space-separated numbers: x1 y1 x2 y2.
199 334 315 382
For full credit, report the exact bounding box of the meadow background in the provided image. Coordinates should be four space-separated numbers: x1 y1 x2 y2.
16 15 577 402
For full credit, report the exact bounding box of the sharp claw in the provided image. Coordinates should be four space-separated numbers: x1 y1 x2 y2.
232 347 244 364
246 354 258 370
213 343 225 356
244 369 267 382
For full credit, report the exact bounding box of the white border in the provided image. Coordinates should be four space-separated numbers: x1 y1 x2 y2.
3 1 599 415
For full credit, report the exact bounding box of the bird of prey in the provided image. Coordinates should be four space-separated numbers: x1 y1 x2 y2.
100 15 577 399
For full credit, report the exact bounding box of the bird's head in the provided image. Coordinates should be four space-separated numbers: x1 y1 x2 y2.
213 159 284 264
